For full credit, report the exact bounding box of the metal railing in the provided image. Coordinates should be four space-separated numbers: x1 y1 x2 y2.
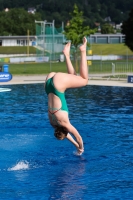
88 61 133 79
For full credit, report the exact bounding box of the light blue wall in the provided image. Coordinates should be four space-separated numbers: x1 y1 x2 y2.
88 34 125 44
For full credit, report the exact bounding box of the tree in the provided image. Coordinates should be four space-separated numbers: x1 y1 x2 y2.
121 8 133 51
101 23 115 34
0 8 42 35
64 4 95 48
63 4 95 71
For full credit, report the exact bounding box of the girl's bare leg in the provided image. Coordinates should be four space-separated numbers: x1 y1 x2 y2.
79 37 88 80
63 42 77 75
54 37 88 91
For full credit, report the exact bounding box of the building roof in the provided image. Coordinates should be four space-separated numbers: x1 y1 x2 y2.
0 36 36 40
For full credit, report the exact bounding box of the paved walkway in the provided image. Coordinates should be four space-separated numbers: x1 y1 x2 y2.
0 75 133 87
0 75 46 85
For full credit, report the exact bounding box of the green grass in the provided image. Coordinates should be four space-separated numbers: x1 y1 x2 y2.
91 44 133 55
0 44 133 55
6 60 133 75
0 46 36 54
0 44 133 75
9 62 68 75
89 61 133 74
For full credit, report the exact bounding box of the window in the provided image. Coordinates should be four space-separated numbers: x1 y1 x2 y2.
17 40 20 45
0 40 2 46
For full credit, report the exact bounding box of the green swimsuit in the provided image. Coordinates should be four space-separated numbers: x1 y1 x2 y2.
45 77 68 113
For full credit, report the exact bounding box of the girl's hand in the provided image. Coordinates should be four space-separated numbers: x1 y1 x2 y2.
76 148 84 155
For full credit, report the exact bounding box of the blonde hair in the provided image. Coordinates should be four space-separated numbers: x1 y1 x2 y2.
54 127 68 140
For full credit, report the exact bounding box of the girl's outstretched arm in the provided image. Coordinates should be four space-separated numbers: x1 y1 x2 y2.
66 133 79 148
66 133 84 155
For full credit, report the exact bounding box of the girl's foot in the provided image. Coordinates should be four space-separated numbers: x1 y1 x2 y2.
63 42 71 57
79 37 87 52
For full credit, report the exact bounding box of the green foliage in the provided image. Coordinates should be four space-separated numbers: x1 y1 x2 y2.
0 0 132 29
121 8 133 52
38 0 131 27
63 4 96 71
0 8 41 35
101 23 115 34
64 4 96 48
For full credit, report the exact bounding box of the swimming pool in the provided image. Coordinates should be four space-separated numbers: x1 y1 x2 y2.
0 84 133 200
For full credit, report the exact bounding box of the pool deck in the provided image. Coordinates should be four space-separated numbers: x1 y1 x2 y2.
0 75 133 87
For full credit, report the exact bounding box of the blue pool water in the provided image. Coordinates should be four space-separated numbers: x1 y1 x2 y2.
0 83 133 200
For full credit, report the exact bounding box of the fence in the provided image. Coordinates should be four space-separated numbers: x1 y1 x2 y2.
35 22 65 61
88 61 133 79
0 53 133 79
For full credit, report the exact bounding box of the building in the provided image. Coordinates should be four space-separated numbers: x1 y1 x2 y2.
0 36 36 46
28 7 36 14
0 34 125 47
89 33 125 44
